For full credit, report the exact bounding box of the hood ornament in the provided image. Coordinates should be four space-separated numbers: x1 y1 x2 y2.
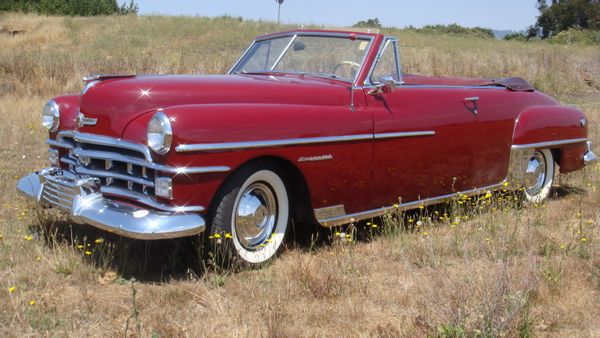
76 112 97 128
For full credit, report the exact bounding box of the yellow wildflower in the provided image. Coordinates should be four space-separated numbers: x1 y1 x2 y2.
213 233 221 239
502 181 509 187
560 244 566 249
94 238 104 244
581 237 588 243
393 204 399 209
418 205 425 210
8 286 16 293
29 300 36 306
23 235 32 241
224 233 233 239
84 251 92 255
423 232 429 237
76 244 84 249
371 223 378 228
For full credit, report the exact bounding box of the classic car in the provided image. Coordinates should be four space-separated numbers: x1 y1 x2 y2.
17 29 598 266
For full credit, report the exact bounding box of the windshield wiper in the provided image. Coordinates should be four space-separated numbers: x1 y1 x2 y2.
299 72 344 80
234 70 281 75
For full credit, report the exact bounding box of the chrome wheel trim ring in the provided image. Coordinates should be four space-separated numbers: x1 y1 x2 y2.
234 182 278 250
230 169 289 264
525 151 547 196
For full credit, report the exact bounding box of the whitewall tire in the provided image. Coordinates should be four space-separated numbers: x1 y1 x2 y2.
523 149 555 203
207 162 290 268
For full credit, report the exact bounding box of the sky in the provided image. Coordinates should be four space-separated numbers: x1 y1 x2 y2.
124 0 540 31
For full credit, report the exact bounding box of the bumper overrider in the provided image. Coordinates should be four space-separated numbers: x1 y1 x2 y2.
17 168 206 240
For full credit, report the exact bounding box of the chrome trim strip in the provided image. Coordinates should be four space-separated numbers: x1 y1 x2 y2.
100 186 204 213
46 139 73 149
176 134 374 152
374 131 435 139
76 167 154 187
72 148 231 174
511 138 588 150
318 183 504 227
177 131 437 153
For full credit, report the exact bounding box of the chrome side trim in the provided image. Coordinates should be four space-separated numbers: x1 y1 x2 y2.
176 131 436 153
318 183 504 227
100 186 204 213
72 148 231 174
511 138 588 150
176 134 374 153
374 131 435 139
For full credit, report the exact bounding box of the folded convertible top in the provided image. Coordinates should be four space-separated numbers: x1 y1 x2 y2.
402 74 535 91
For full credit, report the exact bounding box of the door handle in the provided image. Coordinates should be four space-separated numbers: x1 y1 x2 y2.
462 97 479 115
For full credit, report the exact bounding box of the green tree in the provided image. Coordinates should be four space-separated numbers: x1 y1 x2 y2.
0 0 138 16
353 18 382 28
530 0 600 38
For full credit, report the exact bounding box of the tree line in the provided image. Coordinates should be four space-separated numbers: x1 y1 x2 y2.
0 0 138 16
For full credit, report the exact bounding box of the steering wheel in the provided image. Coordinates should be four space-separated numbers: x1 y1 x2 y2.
332 61 361 77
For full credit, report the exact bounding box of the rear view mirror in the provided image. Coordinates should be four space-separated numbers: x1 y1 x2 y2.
368 76 397 95
293 41 305 51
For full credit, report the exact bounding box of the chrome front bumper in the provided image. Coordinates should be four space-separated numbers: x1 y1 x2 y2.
16 168 206 240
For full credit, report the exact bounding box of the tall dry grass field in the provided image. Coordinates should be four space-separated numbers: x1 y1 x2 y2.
1 13 600 337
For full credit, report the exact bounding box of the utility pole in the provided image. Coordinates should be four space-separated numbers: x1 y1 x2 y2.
276 0 284 24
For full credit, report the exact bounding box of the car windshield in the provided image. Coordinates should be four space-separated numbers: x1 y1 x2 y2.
230 34 372 82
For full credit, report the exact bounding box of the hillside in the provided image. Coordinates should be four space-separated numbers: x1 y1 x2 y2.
0 13 599 337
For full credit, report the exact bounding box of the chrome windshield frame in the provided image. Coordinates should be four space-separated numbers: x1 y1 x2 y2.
228 31 376 85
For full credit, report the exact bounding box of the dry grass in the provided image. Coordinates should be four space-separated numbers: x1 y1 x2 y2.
1 13 600 337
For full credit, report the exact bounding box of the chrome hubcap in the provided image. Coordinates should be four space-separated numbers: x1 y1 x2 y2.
525 152 546 195
234 182 277 249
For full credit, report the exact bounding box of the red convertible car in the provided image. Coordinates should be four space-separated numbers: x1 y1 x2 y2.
18 29 597 266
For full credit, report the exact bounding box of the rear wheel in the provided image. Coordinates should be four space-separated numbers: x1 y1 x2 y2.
523 149 555 203
206 162 290 268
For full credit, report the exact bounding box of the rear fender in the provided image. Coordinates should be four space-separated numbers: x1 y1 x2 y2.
508 105 589 180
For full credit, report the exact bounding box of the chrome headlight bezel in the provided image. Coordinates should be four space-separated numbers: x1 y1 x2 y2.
147 111 173 155
42 100 60 132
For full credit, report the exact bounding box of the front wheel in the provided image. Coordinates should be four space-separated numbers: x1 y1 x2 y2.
523 149 555 203
206 162 290 268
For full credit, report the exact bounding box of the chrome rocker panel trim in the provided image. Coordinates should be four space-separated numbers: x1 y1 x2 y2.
318 183 504 227
17 170 206 240
176 131 436 153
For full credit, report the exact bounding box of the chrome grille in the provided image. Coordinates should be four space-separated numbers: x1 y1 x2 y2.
58 132 156 198
41 175 78 211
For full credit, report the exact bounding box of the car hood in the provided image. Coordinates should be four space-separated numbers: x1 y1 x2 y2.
78 74 351 138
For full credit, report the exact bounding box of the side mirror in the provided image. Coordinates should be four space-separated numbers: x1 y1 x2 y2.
368 76 397 95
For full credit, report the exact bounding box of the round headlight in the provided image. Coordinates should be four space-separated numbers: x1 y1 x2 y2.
42 100 60 132
147 111 172 154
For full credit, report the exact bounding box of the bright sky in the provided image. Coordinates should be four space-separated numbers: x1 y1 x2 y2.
125 0 539 31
